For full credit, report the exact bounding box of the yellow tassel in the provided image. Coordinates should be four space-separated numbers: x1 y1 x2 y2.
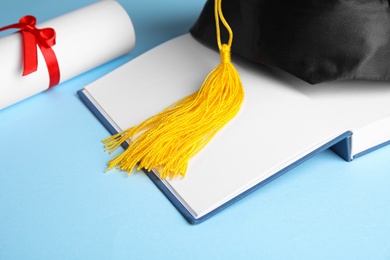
103 0 244 179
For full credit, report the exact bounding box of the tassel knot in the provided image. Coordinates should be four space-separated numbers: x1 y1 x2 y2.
220 44 231 63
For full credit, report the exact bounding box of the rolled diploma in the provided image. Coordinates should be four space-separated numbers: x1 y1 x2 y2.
0 0 136 110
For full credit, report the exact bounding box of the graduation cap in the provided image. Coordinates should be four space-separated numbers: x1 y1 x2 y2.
191 0 390 84
103 0 390 179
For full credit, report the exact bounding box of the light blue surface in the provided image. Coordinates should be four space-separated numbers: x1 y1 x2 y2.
1 0 390 259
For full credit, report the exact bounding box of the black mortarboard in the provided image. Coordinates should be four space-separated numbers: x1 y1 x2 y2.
191 0 390 84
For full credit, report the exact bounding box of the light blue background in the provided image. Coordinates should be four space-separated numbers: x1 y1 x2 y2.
1 0 390 259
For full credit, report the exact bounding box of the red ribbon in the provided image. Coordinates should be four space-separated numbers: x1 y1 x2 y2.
0 15 60 88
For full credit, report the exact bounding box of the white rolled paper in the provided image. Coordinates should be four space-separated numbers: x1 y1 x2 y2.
0 0 136 110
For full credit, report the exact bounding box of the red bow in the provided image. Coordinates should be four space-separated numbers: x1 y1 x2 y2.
0 15 60 88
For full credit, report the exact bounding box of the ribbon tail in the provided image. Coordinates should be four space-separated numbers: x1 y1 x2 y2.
21 31 38 76
39 44 60 88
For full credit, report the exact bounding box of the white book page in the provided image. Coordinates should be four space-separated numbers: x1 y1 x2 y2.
284 75 390 156
83 34 349 218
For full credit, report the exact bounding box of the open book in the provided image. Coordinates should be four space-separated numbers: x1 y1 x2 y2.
78 34 390 224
